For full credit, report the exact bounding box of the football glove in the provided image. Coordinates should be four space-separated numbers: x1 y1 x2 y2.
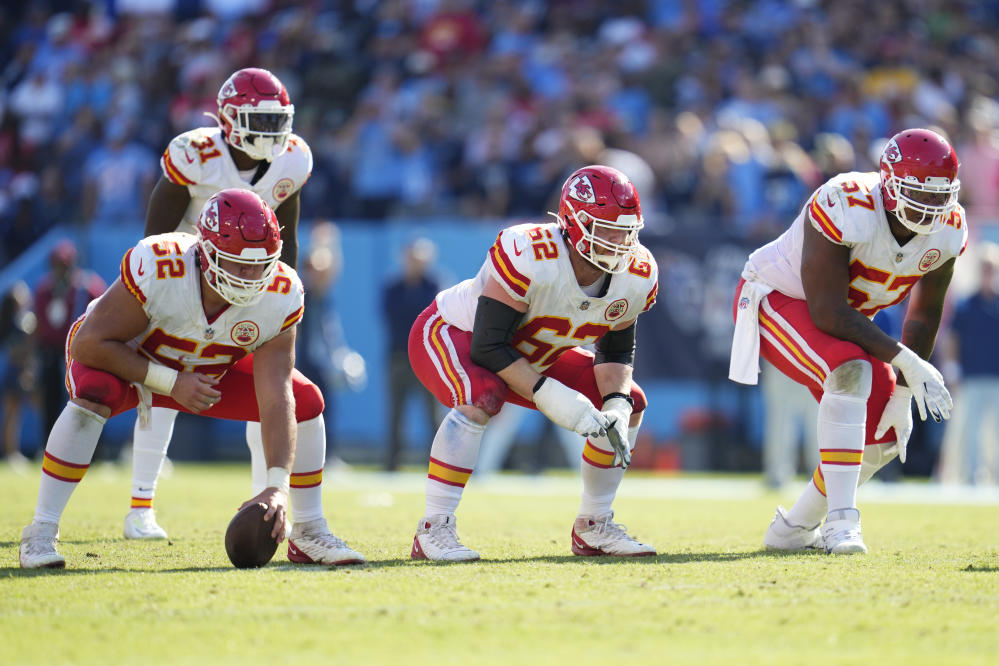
890 346 952 422
875 386 914 464
602 396 633 469
533 378 609 439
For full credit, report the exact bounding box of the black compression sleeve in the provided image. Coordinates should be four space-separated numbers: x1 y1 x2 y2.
594 321 636 366
470 295 525 373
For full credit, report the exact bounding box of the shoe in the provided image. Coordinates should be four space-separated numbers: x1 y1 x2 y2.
763 505 823 551
287 517 365 566
20 522 65 569
821 508 868 554
571 511 656 557
123 508 168 540
411 514 480 562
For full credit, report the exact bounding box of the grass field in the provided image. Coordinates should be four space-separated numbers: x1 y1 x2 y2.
2 462 997 666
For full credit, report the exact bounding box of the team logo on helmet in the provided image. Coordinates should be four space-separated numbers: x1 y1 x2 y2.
273 178 294 201
568 175 596 203
918 249 942 272
884 139 902 164
231 321 260 346
604 299 629 321
220 80 237 99
203 200 220 232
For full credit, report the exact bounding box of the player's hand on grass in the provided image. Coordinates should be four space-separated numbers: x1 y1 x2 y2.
239 488 288 542
532 377 609 439
172 372 221 413
875 386 914 463
601 396 633 469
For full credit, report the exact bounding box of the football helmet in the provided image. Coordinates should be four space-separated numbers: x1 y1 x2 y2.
217 68 294 162
196 189 282 307
552 165 644 273
879 128 960 235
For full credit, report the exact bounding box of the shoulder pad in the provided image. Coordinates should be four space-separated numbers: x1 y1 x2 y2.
486 225 545 301
162 128 223 186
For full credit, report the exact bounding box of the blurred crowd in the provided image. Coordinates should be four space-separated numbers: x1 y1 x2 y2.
2 0 999 481
4 0 999 266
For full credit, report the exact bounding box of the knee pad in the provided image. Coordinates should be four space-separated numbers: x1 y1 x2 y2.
292 372 325 422
74 368 131 413
860 442 899 485
823 359 873 399
630 383 648 414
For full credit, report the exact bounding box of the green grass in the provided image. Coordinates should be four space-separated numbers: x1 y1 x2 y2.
2 463 997 665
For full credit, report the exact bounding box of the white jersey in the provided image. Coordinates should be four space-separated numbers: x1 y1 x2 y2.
745 171 968 317
114 232 304 376
435 222 659 371
160 127 313 234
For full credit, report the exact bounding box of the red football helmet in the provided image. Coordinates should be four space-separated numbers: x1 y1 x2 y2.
217 68 294 162
879 128 960 235
552 165 644 273
197 189 282 307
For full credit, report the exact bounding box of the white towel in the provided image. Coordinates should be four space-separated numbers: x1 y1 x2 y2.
134 382 153 430
729 277 773 385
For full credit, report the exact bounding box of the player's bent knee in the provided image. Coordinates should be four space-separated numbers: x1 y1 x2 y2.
472 374 507 417
823 359 873 399
456 404 491 426
73 369 130 414
71 397 111 419
630 383 648 413
292 378 325 422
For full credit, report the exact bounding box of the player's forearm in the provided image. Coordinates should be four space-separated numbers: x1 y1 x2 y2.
811 303 901 363
258 395 296 471
900 316 942 361
70 338 151 385
496 358 545 401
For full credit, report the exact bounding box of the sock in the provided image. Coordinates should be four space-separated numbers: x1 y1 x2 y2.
246 420 266 496
785 467 828 527
424 409 485 517
578 422 638 517
129 407 178 510
34 403 106 524
289 415 326 525
817 392 866 514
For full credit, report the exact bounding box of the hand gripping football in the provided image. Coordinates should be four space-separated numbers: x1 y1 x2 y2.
224 502 279 569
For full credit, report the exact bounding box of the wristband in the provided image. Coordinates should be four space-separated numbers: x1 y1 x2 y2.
144 363 178 395
266 467 291 495
602 392 634 407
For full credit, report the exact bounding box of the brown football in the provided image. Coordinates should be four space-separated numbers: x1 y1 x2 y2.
224 502 279 569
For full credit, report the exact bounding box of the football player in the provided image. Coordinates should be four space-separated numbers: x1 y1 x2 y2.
125 67 312 540
729 128 965 553
19 189 364 569
408 165 659 561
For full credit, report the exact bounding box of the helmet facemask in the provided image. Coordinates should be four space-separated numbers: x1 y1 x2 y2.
883 167 960 235
221 99 294 162
558 202 643 274
199 236 281 307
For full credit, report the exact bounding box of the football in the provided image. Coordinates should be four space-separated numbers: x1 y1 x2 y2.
224 502 279 569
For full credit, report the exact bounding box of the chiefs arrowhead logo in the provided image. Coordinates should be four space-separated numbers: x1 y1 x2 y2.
231 320 260 346
568 175 596 203
884 138 902 163
203 200 220 232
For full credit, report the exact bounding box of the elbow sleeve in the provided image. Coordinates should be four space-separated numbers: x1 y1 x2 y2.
595 321 636 366
470 295 524 374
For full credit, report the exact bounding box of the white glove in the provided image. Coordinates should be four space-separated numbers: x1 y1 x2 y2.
890 346 953 422
533 378 609 439
601 396 633 469
875 386 913 464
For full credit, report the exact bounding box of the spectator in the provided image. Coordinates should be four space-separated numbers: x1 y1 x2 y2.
1 281 36 466
32 240 106 439
938 242 999 485
80 120 156 226
382 237 441 471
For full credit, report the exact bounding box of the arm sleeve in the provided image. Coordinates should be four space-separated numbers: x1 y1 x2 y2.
594 320 636 366
469 295 525 374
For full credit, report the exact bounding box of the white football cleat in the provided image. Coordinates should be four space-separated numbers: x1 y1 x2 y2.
763 505 824 551
821 508 868 554
123 508 168 540
411 514 480 562
571 511 656 557
287 517 365 566
20 521 66 569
